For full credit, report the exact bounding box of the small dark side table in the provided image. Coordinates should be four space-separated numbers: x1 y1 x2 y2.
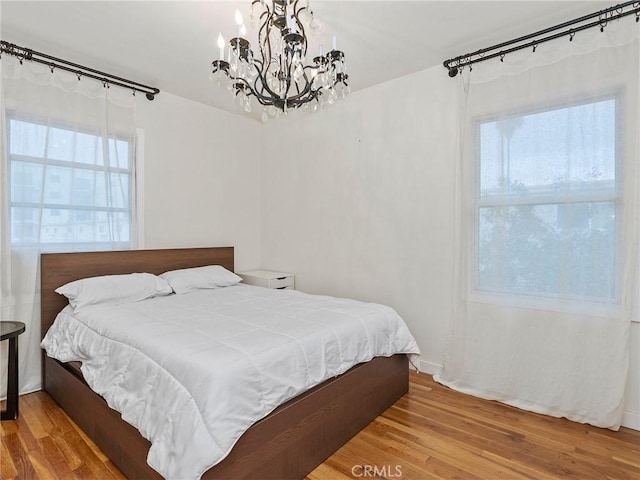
1 321 26 420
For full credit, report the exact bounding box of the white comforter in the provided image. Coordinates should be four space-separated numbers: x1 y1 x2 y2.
42 284 420 480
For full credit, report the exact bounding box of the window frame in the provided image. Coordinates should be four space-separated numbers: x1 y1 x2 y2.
469 92 624 311
7 111 135 251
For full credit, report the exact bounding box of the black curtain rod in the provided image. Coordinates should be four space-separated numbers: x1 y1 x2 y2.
443 1 640 77
0 41 160 100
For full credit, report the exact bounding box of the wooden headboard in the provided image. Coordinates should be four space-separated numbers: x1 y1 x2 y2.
40 247 234 339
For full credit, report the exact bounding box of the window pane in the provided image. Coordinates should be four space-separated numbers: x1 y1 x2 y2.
480 99 615 197
108 138 130 169
10 207 39 244
478 202 616 300
75 132 102 165
108 173 130 208
43 165 72 205
38 166 112 208
22 208 132 245
11 161 43 203
9 119 46 158
8 117 132 249
47 127 75 162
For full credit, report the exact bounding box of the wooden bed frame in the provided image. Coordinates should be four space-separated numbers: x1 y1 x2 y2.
40 247 409 480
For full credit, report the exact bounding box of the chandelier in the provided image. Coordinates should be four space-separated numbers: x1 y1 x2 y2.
210 0 349 120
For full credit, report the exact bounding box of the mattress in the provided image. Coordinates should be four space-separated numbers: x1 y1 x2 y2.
41 284 420 480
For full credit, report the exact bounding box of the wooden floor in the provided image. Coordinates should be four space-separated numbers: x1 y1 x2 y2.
1 372 639 479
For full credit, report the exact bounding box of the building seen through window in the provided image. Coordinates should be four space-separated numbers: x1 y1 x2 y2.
8 117 132 249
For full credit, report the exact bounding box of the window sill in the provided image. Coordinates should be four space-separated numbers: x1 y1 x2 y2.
467 290 628 320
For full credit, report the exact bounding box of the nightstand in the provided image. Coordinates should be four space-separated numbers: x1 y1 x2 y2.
238 270 295 290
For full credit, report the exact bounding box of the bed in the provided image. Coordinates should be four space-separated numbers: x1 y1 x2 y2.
40 246 416 480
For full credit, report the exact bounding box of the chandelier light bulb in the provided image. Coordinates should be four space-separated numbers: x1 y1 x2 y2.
289 15 298 34
235 9 244 26
217 33 225 59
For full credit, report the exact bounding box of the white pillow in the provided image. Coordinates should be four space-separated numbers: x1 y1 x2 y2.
160 265 242 294
56 273 173 312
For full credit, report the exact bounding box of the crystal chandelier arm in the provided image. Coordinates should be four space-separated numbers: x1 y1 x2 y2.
292 2 309 58
257 6 272 69
286 71 314 101
251 61 282 100
248 74 289 108
282 56 295 101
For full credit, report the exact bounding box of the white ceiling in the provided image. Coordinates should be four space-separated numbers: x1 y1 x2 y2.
1 1 607 118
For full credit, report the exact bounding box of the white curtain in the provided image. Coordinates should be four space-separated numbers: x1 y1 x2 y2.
435 20 639 429
0 55 138 398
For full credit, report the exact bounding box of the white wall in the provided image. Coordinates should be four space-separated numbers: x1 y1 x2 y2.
259 66 640 430
137 92 261 271
260 67 458 376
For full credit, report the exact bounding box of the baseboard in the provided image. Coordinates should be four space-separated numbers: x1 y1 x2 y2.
417 358 442 376
621 410 640 431
413 356 639 431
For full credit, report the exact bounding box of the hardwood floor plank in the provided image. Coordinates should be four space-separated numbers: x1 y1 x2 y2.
27 449 59 480
305 462 353 480
10 415 40 454
388 403 581 477
50 430 84 471
1 438 19 479
20 394 54 440
62 429 120 480
3 432 40 480
378 415 531 479
1 371 638 480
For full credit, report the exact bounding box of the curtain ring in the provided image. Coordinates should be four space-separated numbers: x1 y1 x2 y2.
599 18 608 32
500 53 505 62
569 32 576 42
77 71 82 81
532 42 538 53
49 63 55 73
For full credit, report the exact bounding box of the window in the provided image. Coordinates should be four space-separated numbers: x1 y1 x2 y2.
475 97 618 303
8 116 133 249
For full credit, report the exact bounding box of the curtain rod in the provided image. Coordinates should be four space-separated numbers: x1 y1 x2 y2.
0 40 160 100
443 1 640 78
